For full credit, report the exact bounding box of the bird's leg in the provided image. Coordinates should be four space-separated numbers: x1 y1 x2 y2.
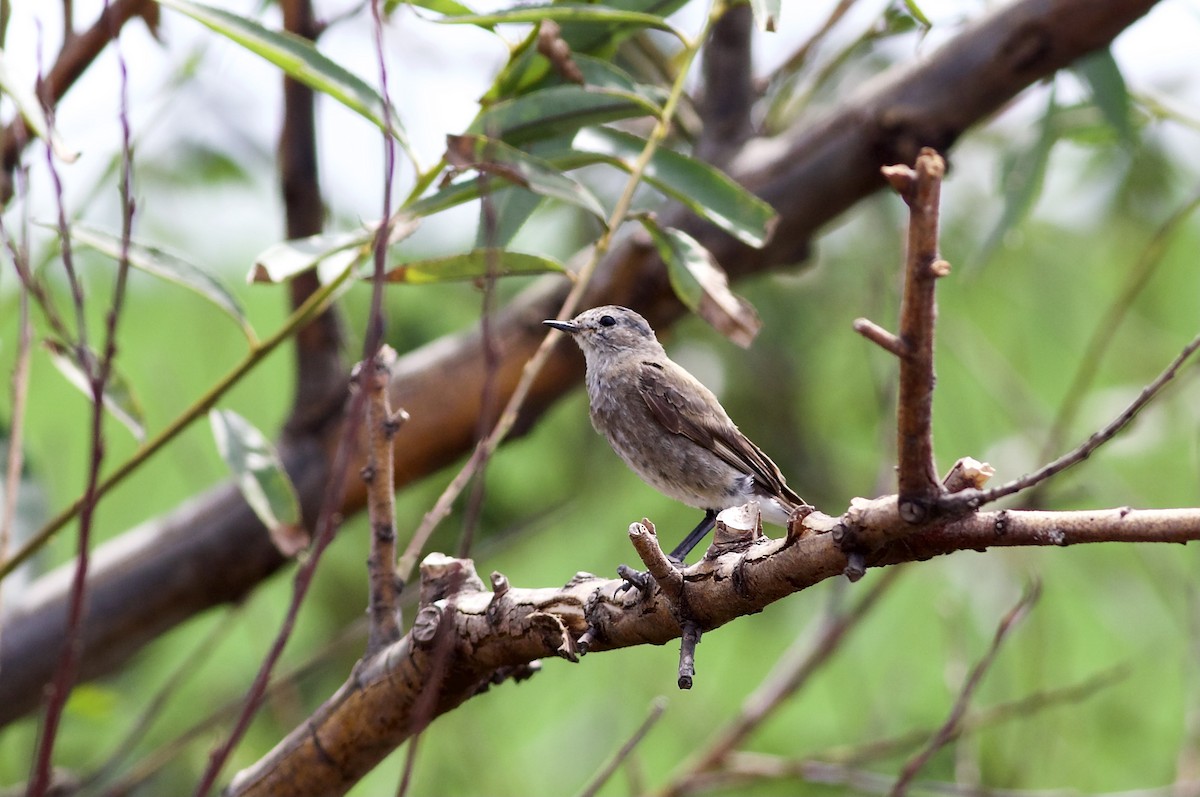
668 510 718 562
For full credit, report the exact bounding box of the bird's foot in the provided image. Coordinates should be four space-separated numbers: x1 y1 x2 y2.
615 564 653 595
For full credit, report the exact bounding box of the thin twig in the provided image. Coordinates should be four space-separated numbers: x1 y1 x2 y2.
191 385 366 796
457 172 502 559
395 1 729 584
358 0 402 658
677 622 702 690
28 22 136 794
576 698 668 797
1031 189 1200 499
823 664 1127 767
396 574 466 797
889 583 1041 796
662 567 903 797
883 149 948 522
0 169 31 663
80 606 242 792
854 317 906 358
944 330 1200 514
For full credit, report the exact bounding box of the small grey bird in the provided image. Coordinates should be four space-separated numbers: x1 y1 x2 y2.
544 305 809 562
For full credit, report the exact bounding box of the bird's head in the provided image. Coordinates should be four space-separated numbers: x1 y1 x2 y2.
543 305 662 358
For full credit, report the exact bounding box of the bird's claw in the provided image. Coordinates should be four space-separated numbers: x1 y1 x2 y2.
615 564 652 595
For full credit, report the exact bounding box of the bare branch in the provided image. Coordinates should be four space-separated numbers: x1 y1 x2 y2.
889 584 1041 796
884 150 947 522
696 3 754 164
853 317 905 357
662 568 901 797
576 698 667 797
279 0 346 439
223 501 1191 794
360 348 405 654
943 330 1200 514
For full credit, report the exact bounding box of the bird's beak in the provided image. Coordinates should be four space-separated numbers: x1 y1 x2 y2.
543 319 579 334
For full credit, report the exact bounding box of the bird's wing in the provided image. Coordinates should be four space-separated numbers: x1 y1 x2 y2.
637 360 802 505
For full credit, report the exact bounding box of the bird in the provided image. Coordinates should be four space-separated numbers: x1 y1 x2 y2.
544 305 809 563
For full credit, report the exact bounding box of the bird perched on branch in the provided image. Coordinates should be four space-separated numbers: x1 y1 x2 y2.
544 305 809 562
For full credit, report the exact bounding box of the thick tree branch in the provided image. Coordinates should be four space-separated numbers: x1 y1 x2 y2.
278 0 347 438
227 501 1200 795
0 0 1162 727
695 3 754 165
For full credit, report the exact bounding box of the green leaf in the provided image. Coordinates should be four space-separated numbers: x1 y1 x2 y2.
976 87 1058 267
472 85 659 144
572 54 667 106
155 0 411 156
1074 48 1133 145
437 4 682 39
637 217 760 348
0 50 77 163
382 248 565 283
46 341 146 442
388 0 479 17
748 0 780 32
486 0 689 99
475 185 544 249
209 409 307 557
446 134 607 222
570 127 777 247
70 223 254 343
901 0 932 29
250 217 419 284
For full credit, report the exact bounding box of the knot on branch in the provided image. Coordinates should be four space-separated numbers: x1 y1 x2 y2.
527 612 579 662
707 503 764 559
418 553 484 606
412 605 445 648
486 571 511 625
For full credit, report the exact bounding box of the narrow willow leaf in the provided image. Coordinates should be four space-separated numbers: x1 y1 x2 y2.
209 409 308 557
475 185 543 249
485 0 688 100
571 127 777 247
572 54 667 108
0 50 78 162
250 217 418 284
382 248 565 283
977 87 1058 267
748 0 780 32
46 341 146 441
388 0 479 17
1074 48 1133 144
446 134 607 222
70 223 254 342
902 0 932 28
472 85 659 145
638 218 760 347
437 4 682 39
156 0 411 155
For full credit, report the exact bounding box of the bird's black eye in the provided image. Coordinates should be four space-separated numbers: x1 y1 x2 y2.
599 315 616 327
